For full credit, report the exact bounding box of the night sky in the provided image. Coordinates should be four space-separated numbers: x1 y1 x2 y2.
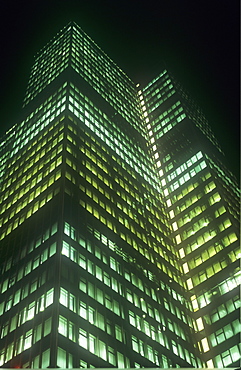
0 1 239 180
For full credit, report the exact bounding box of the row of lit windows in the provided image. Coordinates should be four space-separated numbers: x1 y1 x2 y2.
60 284 194 367
169 160 207 192
68 95 157 188
0 160 61 217
22 83 66 136
143 77 177 112
174 204 206 227
0 186 60 241
78 196 180 285
12 95 66 158
0 323 51 367
71 46 136 106
217 181 240 220
74 132 162 221
1 150 61 203
1 271 48 311
131 333 200 367
1 98 64 192
79 302 124 341
87 229 176 308
175 193 202 217
59 323 130 368
70 28 141 124
71 60 139 125
24 57 68 105
34 30 71 63
207 295 241 324
129 307 188 345
174 179 201 203
152 101 185 131
181 228 215 254
67 144 173 257
29 50 69 84
1 298 52 343
193 268 241 310
72 25 136 93
1 243 56 297
63 240 147 302
1 222 58 275
178 216 210 238
72 27 134 87
143 73 170 99
155 113 186 139
8 110 65 169
171 180 222 232
62 234 171 310
181 230 238 258
167 151 203 182
214 344 240 368
186 239 235 270
190 258 229 287
66 140 173 265
68 85 149 165
1 122 63 199
64 281 122 318
67 120 150 202
0 288 53 344
132 334 165 366
2 133 63 191
0 262 54 319
70 58 142 133
64 221 187 315
142 84 175 115
0 169 61 230
77 173 167 251
11 119 63 168
62 241 179 323
209 319 240 347
71 56 142 133
143 69 167 92
188 213 225 242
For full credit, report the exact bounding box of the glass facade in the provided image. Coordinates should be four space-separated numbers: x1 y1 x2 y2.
0 22 240 368
142 70 240 368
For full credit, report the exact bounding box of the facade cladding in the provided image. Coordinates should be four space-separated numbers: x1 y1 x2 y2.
0 22 240 368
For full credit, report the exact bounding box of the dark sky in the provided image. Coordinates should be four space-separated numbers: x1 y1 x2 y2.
0 0 239 180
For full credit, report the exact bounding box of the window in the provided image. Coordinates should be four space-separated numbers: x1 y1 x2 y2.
89 334 96 353
115 324 123 342
99 340 107 361
79 301 87 319
57 348 66 368
79 328 88 349
24 330 32 350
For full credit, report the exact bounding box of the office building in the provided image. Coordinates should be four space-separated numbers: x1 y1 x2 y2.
0 22 240 368
142 72 240 368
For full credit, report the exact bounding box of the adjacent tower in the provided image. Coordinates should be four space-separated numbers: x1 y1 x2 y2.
141 70 240 368
0 22 240 368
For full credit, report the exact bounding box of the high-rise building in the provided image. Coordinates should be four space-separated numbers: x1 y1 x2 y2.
0 22 240 369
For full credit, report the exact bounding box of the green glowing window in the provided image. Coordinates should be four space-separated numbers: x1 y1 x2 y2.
131 335 139 352
24 329 32 350
44 318 51 336
58 316 68 337
79 328 87 349
34 323 42 343
209 192 221 205
60 287 68 306
57 347 66 368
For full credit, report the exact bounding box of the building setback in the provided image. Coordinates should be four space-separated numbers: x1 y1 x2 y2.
0 22 240 368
